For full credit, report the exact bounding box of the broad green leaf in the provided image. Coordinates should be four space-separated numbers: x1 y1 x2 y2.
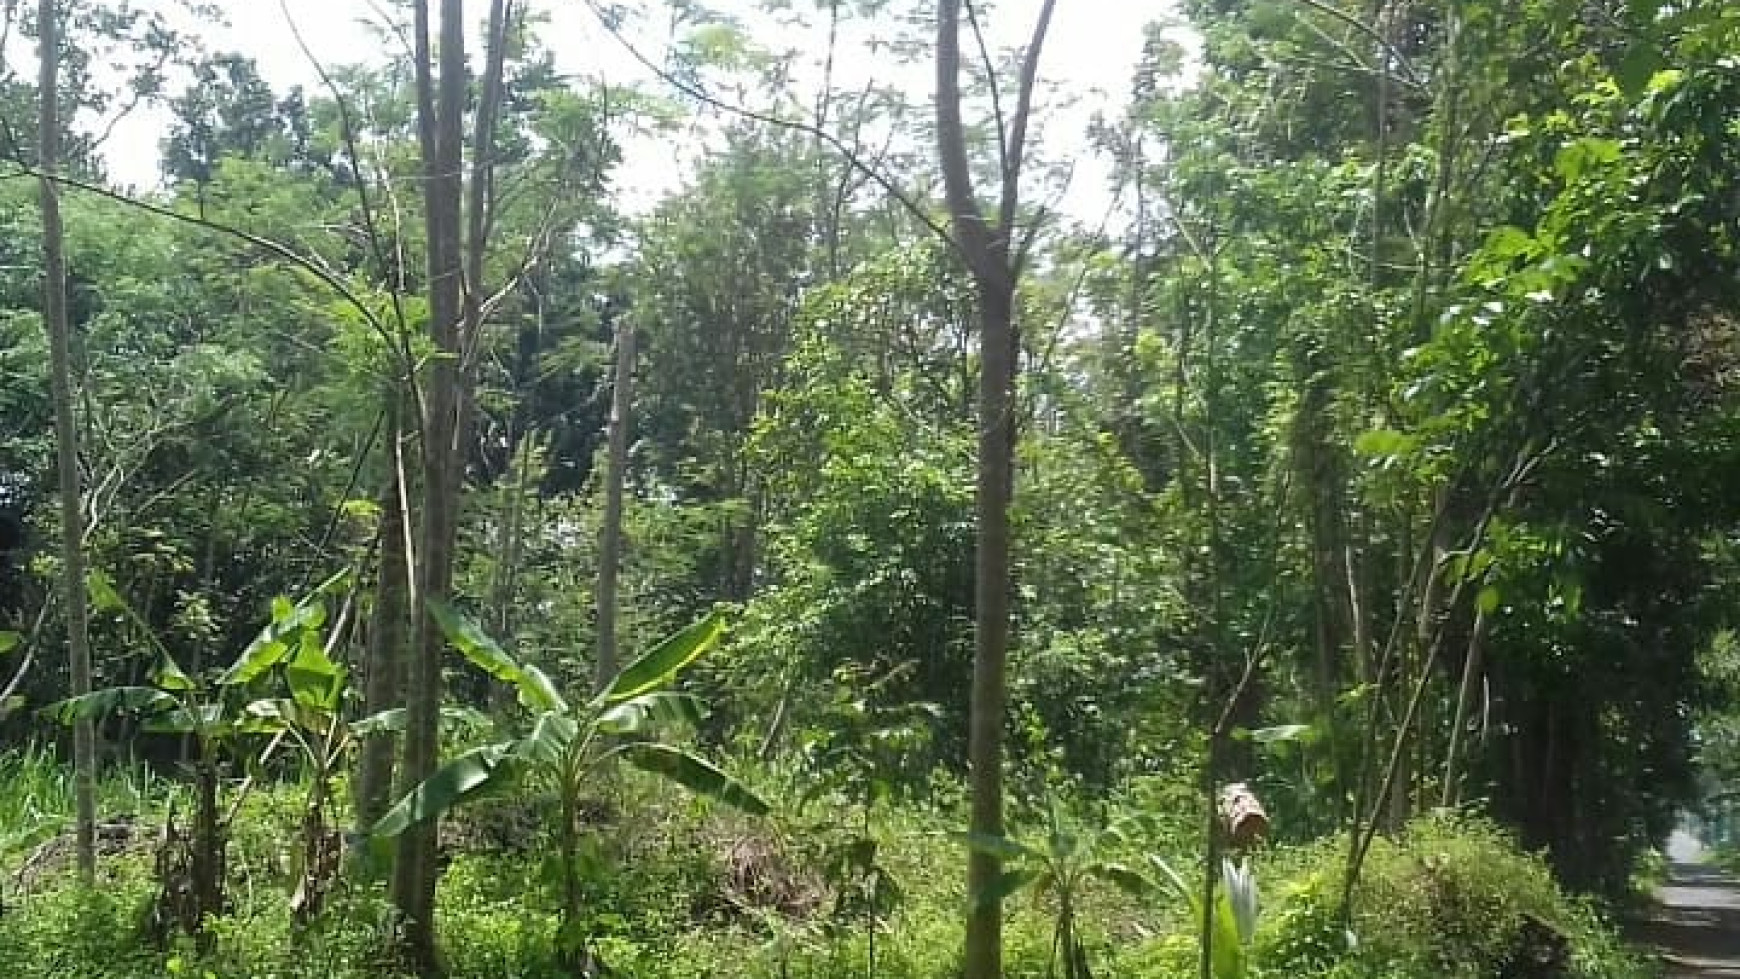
515 711 580 766
961 831 1043 863
152 653 196 692
87 569 126 614
1147 853 1195 902
426 598 523 682
598 692 707 735
427 598 566 713
44 686 180 725
1353 428 1415 458
603 611 726 703
371 742 519 837
223 600 325 685
972 865 1043 910
1482 225 1536 262
351 706 484 737
1248 724 1312 744
516 664 568 714
620 742 768 815
141 708 200 735
286 632 345 710
0 631 19 656
243 698 330 734
1476 585 1502 615
351 708 408 736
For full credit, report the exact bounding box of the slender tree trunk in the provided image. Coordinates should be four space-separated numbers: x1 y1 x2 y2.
936 4 1057 977
356 400 408 833
595 321 636 692
456 0 511 498
392 0 466 966
37 0 95 884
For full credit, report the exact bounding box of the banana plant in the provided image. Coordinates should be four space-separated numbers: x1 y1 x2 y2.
965 799 1143 979
231 615 407 925
968 804 1259 979
43 570 351 942
371 601 769 969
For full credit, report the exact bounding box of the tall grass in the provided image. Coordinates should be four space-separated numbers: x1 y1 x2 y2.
0 742 176 857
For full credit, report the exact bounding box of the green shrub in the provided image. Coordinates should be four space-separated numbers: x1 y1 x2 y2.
1253 814 1654 979
0 872 159 979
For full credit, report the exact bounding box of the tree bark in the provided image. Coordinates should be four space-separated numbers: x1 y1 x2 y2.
37 0 96 884
595 321 636 692
355 399 408 834
391 0 466 966
936 3 1056 977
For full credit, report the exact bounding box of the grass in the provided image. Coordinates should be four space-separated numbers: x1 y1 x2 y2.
0 744 1661 979
0 743 177 858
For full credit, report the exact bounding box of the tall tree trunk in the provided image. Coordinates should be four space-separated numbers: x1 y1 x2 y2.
595 321 636 692
391 0 466 966
936 4 1056 977
456 0 512 503
37 0 96 884
355 398 408 834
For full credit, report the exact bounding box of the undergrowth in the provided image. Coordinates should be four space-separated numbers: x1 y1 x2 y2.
0 747 1657 979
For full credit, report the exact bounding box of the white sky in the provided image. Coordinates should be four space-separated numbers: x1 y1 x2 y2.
101 0 1173 221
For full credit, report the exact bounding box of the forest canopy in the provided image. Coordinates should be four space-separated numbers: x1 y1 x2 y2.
2 2 1739 978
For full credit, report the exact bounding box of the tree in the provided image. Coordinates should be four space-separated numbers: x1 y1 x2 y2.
390 0 468 964
595 321 636 692
36 0 96 884
933 2 1058 976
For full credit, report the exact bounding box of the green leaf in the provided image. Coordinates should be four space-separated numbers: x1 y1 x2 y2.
1249 723 1313 744
1482 225 1537 263
516 665 567 715
0 631 18 656
141 708 201 735
1353 428 1415 458
242 698 329 735
1554 137 1622 182
426 597 522 681
285 632 345 710
1089 862 1158 897
371 742 520 837
87 569 126 614
152 653 197 692
973 866 1043 910
1476 585 1502 615
961 831 1042 863
222 602 324 686
1147 853 1195 902
426 598 566 713
1616 44 1666 97
598 692 707 735
351 705 484 737
620 743 768 815
515 711 580 766
350 708 408 737
603 611 726 703
43 686 180 725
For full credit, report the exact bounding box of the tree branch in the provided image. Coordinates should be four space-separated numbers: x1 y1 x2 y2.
998 0 1058 238
578 0 960 255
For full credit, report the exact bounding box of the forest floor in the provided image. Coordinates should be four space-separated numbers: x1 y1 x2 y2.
1629 831 1740 978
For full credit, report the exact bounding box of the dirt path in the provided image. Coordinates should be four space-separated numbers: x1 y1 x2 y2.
1631 833 1740 978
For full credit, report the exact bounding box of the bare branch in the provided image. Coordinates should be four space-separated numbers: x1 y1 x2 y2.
998 0 1059 237
579 0 960 254
963 0 1010 194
